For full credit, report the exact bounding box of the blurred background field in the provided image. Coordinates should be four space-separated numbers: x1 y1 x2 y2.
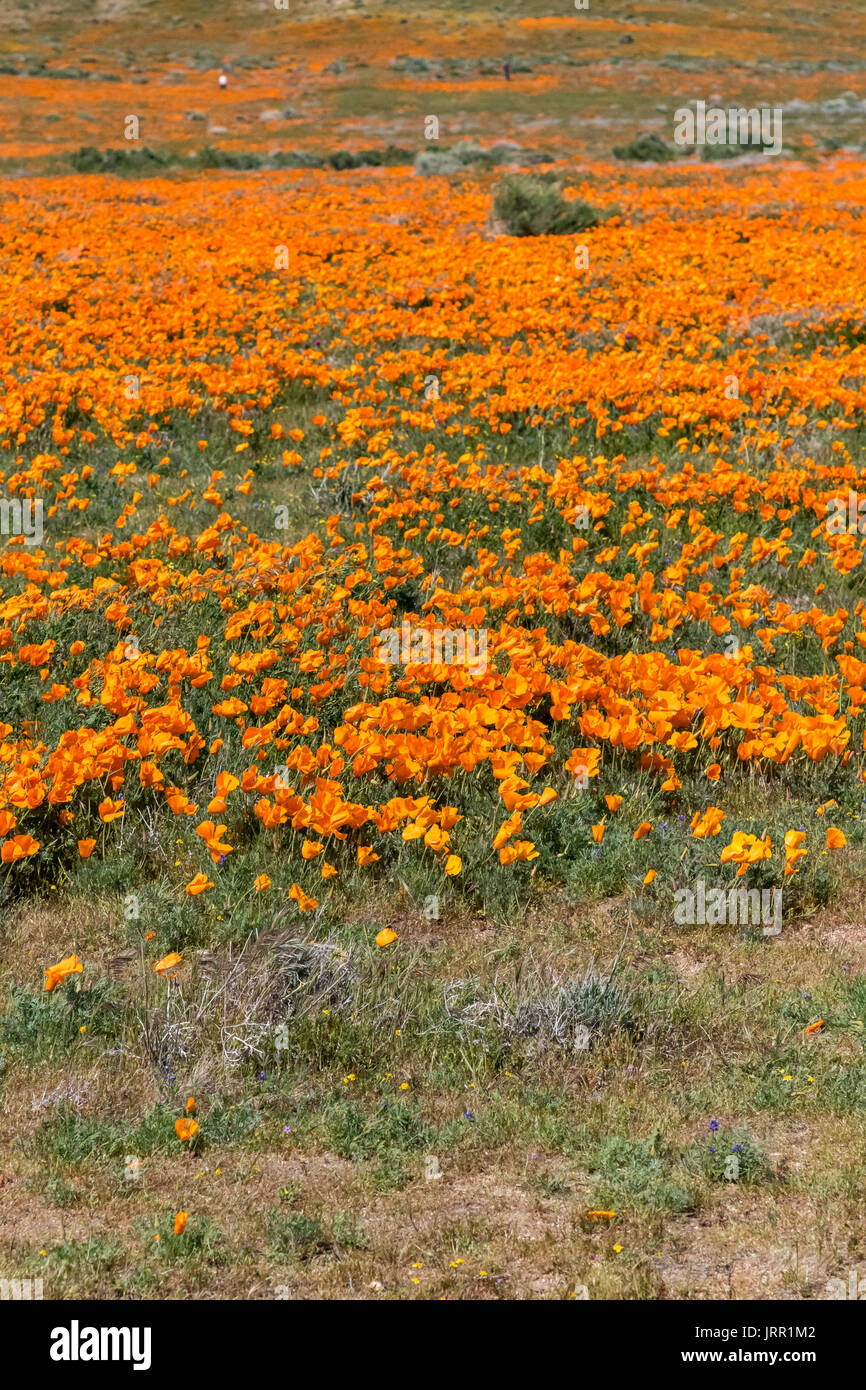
0 0 864 170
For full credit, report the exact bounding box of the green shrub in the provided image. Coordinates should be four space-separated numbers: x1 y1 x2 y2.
267 1210 328 1259
700 140 777 161
687 1128 773 1185
327 146 413 169
69 145 168 173
700 142 744 161
330 1210 370 1250
612 132 674 162
492 174 603 236
591 1135 696 1214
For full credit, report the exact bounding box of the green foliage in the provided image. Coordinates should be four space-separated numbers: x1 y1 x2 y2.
591 1135 696 1214
325 1095 435 1162
69 145 168 172
0 977 127 1057
330 1210 370 1250
43 1236 123 1276
145 1214 227 1264
267 1210 329 1259
612 133 675 162
68 144 416 177
492 174 603 236
30 1098 259 1169
687 1128 773 1185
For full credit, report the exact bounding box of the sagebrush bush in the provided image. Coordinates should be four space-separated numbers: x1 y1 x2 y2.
612 132 674 162
442 956 634 1056
492 174 603 236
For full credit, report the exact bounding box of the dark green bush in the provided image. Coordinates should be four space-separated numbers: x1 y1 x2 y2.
492 174 603 237
612 132 674 162
701 138 777 161
69 145 168 173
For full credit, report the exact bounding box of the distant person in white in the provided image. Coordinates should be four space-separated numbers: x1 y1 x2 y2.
218 72 228 89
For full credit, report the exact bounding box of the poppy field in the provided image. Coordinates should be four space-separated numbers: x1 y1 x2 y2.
2 0 866 1306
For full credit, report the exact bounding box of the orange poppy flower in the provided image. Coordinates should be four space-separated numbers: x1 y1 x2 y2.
1 833 40 863
154 952 182 975
174 1117 198 1142
784 829 807 876
720 831 772 876
207 772 239 816
499 839 539 865
288 883 318 912
77 838 96 859
185 872 213 895
44 954 83 992
195 820 233 864
690 807 725 839
376 927 398 947
173 1211 189 1235
492 812 522 851
423 825 449 852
